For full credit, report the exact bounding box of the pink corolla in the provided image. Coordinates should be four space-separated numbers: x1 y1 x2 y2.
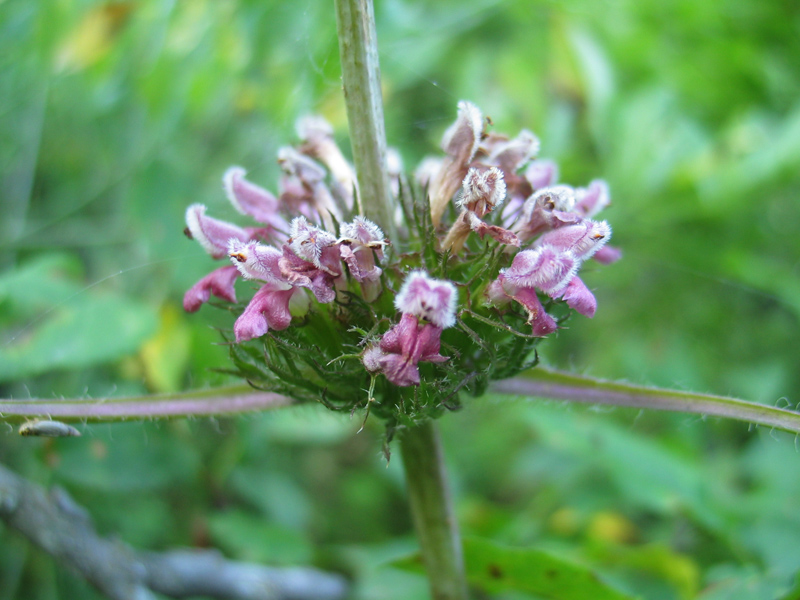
512 186 581 242
339 216 387 301
363 271 457 387
279 217 343 303
223 167 289 241
226 216 345 333
183 204 262 312
509 179 621 265
488 220 611 336
226 240 303 343
183 165 291 313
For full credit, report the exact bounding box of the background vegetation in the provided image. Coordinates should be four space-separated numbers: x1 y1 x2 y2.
1 0 799 598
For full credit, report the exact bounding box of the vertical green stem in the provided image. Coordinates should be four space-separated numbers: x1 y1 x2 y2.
334 1 463 595
334 0 398 240
400 421 469 600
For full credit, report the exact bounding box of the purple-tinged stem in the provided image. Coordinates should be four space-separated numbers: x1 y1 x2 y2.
491 367 800 433
0 385 291 423
2 369 797 432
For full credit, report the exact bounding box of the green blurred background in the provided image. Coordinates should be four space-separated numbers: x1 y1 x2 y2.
1 0 799 598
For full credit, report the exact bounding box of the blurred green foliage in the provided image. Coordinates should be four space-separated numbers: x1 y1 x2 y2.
1 0 799 598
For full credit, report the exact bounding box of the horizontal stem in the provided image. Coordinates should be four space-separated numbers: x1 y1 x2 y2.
2 368 796 434
0 385 292 423
490 367 800 433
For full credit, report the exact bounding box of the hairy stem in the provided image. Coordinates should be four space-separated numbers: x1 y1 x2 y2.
0 385 291 423
334 0 397 239
491 367 800 433
399 421 468 600
3 370 800 434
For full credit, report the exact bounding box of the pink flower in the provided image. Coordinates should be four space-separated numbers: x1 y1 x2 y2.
183 204 268 311
486 222 610 336
232 283 299 343
394 271 457 328
184 204 252 260
223 167 289 242
363 271 457 386
183 265 240 313
486 278 557 336
278 217 342 303
525 159 559 191
365 314 449 387
228 240 285 282
502 159 560 224
226 239 300 342
339 217 387 301
339 217 386 282
575 179 610 218
512 186 582 242
535 220 611 262
442 168 520 252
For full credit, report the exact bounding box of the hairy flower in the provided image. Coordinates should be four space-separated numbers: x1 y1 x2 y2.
443 167 519 252
364 314 449 387
182 204 267 311
233 282 299 343
183 266 240 313
184 204 252 260
487 219 612 334
223 167 288 241
394 271 457 329
339 216 387 301
363 272 456 387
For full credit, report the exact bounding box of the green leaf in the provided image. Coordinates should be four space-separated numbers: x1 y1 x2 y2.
520 404 723 531
393 537 636 600
0 254 159 383
463 537 636 600
0 254 84 319
0 292 158 383
776 571 800 600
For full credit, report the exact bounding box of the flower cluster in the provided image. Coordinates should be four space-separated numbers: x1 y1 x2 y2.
183 102 618 422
